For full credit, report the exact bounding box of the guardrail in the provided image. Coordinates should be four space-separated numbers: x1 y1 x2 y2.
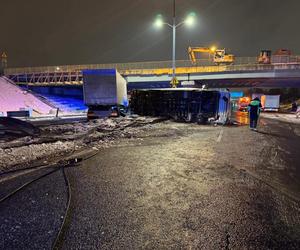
4 59 205 75
121 63 300 76
4 55 300 78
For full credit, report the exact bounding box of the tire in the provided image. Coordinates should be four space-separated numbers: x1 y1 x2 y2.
184 112 192 122
197 116 208 125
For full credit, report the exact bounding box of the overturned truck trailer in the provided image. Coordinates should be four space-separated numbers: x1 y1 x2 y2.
130 88 231 124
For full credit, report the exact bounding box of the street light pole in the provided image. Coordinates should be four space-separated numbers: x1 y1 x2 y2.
154 1 195 87
172 0 176 86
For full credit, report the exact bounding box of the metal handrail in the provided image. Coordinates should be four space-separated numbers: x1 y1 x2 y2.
4 55 300 76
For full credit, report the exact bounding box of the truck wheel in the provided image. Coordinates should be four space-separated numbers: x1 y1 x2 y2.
197 116 208 125
185 112 192 122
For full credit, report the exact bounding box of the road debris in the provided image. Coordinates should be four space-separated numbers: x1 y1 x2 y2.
0 116 165 174
0 117 40 137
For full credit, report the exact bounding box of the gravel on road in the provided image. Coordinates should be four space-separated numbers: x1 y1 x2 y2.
60 121 300 249
1 116 299 249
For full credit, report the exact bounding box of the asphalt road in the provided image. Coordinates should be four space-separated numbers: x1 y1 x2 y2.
0 168 68 250
1 117 299 249
60 119 300 249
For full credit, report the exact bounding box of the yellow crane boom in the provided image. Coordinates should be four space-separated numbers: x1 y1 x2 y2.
188 46 235 65
188 47 216 64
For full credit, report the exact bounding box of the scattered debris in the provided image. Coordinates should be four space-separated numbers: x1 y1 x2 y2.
0 117 40 136
0 116 164 174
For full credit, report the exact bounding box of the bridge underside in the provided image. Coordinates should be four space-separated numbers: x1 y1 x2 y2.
14 77 300 90
195 78 300 88
8 71 300 89
126 77 300 90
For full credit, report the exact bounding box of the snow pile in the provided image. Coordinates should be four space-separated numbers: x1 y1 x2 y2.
0 77 56 116
261 113 300 124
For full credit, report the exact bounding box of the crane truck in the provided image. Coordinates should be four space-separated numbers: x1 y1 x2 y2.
188 47 235 65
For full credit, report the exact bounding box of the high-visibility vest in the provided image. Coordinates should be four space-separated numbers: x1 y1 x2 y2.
170 77 179 87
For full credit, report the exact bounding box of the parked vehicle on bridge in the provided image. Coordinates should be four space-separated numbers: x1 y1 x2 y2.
83 69 128 119
188 47 235 65
130 88 231 125
258 50 272 64
274 49 292 56
258 49 296 64
273 49 293 64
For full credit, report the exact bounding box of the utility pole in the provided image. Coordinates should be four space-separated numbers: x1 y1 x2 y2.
172 0 176 86
0 52 7 76
1 52 8 69
154 0 196 87
171 0 177 87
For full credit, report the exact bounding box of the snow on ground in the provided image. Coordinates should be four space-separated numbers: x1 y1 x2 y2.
0 117 162 174
0 77 56 116
261 112 300 124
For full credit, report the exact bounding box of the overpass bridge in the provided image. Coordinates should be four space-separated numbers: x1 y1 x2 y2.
4 55 300 88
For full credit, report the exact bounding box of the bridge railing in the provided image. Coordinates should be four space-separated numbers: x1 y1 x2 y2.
4 55 300 76
3 58 259 75
4 59 204 74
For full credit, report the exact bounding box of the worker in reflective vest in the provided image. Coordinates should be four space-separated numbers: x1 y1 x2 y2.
248 97 262 131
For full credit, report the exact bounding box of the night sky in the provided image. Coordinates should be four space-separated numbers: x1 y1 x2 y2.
1 0 300 68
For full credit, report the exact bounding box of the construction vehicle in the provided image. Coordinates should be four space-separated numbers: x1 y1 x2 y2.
273 49 292 64
258 50 272 64
258 49 293 64
274 49 292 56
188 47 235 65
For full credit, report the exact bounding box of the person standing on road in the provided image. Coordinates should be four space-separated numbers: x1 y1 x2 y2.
296 104 300 119
248 97 262 131
292 102 298 112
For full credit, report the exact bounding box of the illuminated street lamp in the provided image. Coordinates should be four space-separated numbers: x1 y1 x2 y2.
154 15 164 28
210 46 217 53
154 1 196 87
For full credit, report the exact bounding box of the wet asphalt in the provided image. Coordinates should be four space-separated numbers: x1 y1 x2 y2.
261 118 300 199
0 169 68 250
61 120 300 249
1 118 300 249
